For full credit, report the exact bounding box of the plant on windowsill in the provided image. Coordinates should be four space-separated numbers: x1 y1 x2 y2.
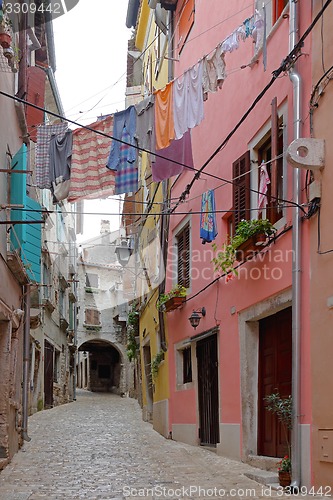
151 350 165 381
264 391 292 487
157 284 187 312
0 15 12 48
212 219 276 277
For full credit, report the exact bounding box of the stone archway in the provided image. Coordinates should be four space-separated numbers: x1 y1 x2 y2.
78 339 126 395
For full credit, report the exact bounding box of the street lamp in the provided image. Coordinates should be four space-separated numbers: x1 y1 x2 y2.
188 307 206 330
115 239 133 267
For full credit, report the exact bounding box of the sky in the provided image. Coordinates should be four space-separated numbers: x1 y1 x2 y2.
52 0 133 242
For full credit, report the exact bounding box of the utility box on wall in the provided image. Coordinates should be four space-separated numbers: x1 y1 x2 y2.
318 429 333 462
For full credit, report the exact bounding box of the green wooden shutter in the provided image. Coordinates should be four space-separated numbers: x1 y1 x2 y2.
10 145 42 283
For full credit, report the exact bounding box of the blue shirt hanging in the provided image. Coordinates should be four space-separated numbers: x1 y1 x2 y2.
200 190 218 244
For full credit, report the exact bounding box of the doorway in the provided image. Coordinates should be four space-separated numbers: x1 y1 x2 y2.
196 333 220 446
143 344 153 422
44 340 54 408
258 307 292 457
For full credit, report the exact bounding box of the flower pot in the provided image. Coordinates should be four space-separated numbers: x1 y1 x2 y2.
235 232 266 261
278 471 291 487
161 296 186 312
0 32 12 48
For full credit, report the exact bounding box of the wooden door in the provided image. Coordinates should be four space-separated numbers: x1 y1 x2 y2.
196 334 220 446
258 307 292 457
44 340 54 409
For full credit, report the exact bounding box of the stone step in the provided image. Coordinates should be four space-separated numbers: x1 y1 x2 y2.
245 469 279 486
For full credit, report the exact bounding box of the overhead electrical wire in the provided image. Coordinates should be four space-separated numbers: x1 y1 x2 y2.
168 0 333 216
10 204 306 218
0 87 304 215
1 0 330 223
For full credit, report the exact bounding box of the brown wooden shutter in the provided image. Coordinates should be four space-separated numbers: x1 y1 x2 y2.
85 308 100 325
232 151 250 231
26 66 46 143
177 0 195 53
177 224 190 288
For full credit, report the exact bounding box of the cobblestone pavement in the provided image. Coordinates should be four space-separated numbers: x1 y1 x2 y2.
0 391 328 500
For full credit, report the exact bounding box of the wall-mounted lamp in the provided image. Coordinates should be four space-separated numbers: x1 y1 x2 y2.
188 307 206 330
115 239 133 267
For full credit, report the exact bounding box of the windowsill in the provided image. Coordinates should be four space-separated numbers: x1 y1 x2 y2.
85 287 100 294
83 324 102 331
176 381 194 391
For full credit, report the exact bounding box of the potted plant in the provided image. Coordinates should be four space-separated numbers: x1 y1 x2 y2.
151 350 165 381
264 391 293 487
157 284 187 312
212 219 276 277
277 456 292 487
0 15 12 48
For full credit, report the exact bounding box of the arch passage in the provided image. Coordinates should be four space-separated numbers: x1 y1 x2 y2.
78 340 123 393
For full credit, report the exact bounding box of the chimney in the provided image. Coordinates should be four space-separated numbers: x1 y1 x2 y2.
100 220 111 234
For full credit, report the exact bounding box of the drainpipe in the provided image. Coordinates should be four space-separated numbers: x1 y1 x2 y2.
22 284 31 442
289 0 302 489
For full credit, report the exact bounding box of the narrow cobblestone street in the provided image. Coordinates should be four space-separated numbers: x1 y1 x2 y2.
0 391 325 500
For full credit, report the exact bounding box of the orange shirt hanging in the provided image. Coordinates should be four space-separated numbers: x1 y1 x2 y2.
154 82 175 150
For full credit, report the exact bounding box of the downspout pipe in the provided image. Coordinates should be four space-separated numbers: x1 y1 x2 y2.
22 284 31 442
289 0 302 489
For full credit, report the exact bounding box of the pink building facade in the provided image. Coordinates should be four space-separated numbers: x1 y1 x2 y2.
163 0 318 488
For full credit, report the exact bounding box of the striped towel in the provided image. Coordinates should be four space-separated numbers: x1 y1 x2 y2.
114 126 138 195
36 123 68 189
67 116 115 203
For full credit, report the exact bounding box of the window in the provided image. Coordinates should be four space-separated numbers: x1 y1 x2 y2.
59 288 65 318
177 0 195 54
273 0 288 24
56 209 66 243
42 263 51 300
176 223 190 289
85 273 99 289
182 347 192 383
53 350 60 383
255 97 285 223
232 99 286 229
255 0 288 36
84 308 101 326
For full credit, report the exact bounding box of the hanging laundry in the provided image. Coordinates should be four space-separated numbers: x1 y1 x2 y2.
152 129 194 182
243 16 255 38
258 161 270 213
252 9 265 54
154 81 175 150
200 190 218 244
107 106 137 170
36 122 68 189
135 94 155 160
49 129 73 202
202 45 226 100
236 25 247 43
173 60 205 139
112 125 139 195
187 60 204 130
173 71 188 140
221 30 239 53
67 115 115 203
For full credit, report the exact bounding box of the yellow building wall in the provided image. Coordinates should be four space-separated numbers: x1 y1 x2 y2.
134 0 171 437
